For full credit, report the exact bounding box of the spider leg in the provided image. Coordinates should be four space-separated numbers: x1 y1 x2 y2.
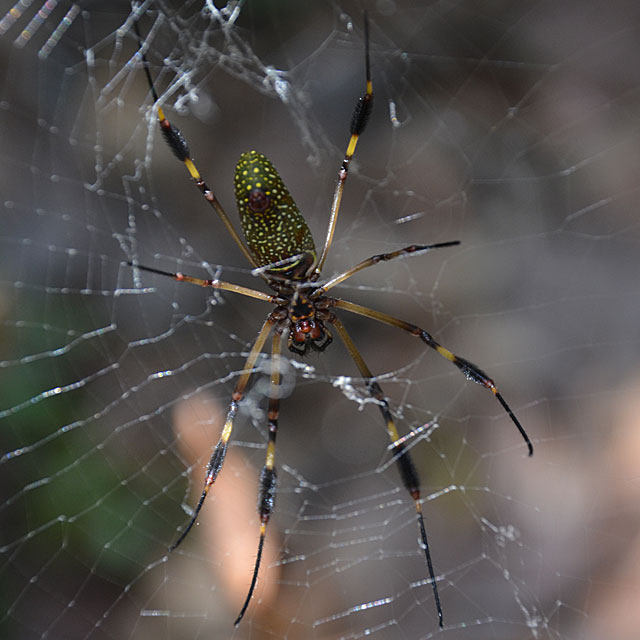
128 261 281 304
133 22 259 271
332 299 533 456
170 317 275 551
330 316 444 628
312 241 460 297
235 329 282 626
317 13 373 272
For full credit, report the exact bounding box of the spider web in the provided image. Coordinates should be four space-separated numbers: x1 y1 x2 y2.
2 1 640 639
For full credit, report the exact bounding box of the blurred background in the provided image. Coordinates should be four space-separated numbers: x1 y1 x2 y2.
2 0 640 638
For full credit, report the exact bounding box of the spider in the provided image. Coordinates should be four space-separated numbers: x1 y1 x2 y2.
131 14 532 629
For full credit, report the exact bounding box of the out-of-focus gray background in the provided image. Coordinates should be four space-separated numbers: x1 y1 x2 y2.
2 1 640 639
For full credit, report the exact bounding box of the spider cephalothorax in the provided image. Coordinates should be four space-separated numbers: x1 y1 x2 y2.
270 290 334 355
133 12 532 629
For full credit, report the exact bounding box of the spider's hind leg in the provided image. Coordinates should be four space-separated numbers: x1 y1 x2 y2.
133 18 258 270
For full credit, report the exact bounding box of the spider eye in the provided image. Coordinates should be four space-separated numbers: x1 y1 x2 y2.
248 188 271 213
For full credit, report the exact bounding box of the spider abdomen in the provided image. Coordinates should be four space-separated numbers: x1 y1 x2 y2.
234 150 316 278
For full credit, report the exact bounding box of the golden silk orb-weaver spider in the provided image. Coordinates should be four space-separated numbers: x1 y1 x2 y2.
131 14 533 629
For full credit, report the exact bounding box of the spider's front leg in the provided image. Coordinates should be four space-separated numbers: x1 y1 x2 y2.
169 317 275 551
235 328 284 625
332 299 533 456
330 315 445 628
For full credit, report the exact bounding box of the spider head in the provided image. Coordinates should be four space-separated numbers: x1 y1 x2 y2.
287 294 332 354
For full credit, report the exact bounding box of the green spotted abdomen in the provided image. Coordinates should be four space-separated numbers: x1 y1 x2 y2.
234 150 316 277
